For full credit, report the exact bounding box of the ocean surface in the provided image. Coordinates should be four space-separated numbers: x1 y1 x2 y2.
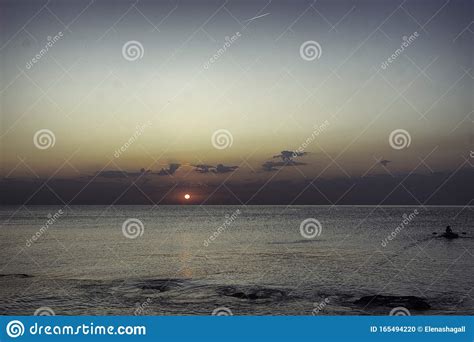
0 205 472 316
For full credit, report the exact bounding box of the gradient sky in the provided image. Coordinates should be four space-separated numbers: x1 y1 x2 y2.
0 0 472 204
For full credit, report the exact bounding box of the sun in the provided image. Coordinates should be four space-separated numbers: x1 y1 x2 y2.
184 194 191 200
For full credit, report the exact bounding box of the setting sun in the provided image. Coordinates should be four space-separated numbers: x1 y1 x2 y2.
184 194 190 200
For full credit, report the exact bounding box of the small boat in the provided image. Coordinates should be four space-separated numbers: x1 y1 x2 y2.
435 226 461 239
440 232 459 239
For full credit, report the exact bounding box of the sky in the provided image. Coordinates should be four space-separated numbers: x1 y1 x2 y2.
0 0 472 204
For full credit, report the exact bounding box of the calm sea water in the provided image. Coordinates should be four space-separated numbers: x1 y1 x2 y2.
0 205 472 315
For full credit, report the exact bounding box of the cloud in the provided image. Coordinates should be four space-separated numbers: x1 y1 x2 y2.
214 164 238 173
263 150 309 171
273 150 308 162
262 160 307 171
193 164 239 174
95 164 180 178
156 163 181 176
193 164 214 173
2 169 473 205
262 161 278 172
96 169 150 178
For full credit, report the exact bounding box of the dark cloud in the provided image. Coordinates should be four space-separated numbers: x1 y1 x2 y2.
95 165 180 178
95 169 150 178
3 169 472 205
156 163 181 176
273 150 308 162
193 164 214 173
262 161 279 172
95 171 129 179
214 164 238 173
193 164 238 174
262 160 307 171
263 150 309 171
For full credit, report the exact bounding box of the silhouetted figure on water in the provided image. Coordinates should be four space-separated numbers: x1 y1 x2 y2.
441 225 459 239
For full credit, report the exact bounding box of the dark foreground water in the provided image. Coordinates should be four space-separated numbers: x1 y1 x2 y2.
0 206 472 315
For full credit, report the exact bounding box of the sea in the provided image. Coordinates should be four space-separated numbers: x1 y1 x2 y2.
0 205 472 315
